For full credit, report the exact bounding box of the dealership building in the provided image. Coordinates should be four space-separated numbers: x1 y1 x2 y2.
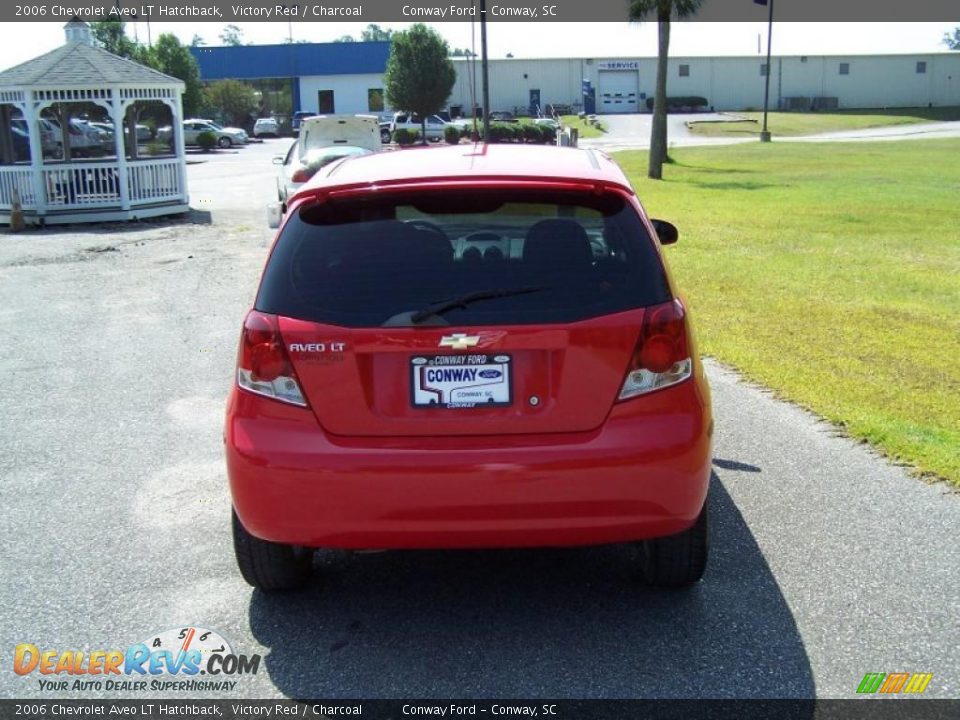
190 42 960 120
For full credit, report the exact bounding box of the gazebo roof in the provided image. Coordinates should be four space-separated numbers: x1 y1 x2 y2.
0 41 183 89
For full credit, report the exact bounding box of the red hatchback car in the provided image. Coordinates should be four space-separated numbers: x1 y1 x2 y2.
226 144 713 590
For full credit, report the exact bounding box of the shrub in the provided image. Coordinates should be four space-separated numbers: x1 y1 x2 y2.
521 123 542 143
539 125 557 144
146 141 170 156
444 125 461 144
644 96 710 112
196 131 217 152
486 122 515 143
393 128 419 146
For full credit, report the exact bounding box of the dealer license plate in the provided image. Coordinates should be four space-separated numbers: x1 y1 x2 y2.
411 354 512 409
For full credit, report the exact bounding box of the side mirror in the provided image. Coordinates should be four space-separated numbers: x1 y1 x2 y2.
272 156 284 165
266 203 283 229
651 219 679 245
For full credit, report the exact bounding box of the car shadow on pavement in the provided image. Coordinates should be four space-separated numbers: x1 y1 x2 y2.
247 473 814 700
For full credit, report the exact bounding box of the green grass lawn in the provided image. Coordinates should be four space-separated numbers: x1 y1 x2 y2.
614 140 960 484
560 114 607 138
687 107 960 138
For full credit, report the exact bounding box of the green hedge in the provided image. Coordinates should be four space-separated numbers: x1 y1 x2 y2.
393 128 420 146
196 131 217 151
480 122 555 144
444 125 461 144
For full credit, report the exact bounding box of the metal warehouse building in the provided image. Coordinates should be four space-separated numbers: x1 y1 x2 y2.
190 42 960 120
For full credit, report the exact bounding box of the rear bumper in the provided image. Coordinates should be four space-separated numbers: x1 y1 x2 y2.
226 376 712 549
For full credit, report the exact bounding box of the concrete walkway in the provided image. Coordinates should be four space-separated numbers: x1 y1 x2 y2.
580 113 960 152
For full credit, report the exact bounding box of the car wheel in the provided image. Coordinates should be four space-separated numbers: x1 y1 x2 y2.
218 136 232 149
639 500 708 587
232 508 313 590
380 128 392 144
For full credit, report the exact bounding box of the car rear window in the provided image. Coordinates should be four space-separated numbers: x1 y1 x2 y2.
256 190 671 327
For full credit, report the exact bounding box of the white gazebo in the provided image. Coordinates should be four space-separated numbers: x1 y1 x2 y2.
0 20 189 225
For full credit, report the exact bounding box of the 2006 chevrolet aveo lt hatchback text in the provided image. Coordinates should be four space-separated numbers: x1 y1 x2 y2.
225 144 713 590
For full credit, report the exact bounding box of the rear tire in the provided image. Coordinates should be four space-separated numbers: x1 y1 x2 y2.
380 128 392 144
232 508 313 590
640 501 708 587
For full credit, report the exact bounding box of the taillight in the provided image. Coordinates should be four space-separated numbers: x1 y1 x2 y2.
618 299 693 400
236 311 307 407
291 166 314 183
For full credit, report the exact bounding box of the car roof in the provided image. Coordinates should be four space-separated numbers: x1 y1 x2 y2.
295 144 634 200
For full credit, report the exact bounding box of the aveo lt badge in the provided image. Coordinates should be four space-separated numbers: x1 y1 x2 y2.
439 334 480 350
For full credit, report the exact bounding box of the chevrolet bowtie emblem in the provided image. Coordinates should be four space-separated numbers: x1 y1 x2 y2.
439 333 480 349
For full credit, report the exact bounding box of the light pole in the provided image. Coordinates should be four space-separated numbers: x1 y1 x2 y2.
758 0 774 142
480 0 491 142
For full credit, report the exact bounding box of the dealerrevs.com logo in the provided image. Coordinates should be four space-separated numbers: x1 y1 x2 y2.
14 627 260 692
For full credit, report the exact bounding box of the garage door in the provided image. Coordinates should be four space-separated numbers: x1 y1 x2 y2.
599 70 639 113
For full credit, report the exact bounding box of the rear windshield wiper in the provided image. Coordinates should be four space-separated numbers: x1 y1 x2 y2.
410 286 549 324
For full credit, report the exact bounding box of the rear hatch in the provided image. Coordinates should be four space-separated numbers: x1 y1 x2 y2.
256 188 671 437
298 115 382 158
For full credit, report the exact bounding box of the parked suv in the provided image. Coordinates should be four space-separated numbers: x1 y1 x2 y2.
227 144 712 591
386 112 447 143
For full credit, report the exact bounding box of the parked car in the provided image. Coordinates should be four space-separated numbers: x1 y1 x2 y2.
48 118 105 156
254 117 279 137
10 123 30 162
190 119 248 145
178 120 246 148
11 117 58 158
87 121 114 140
82 121 116 151
197 118 250 145
386 112 447 143
533 117 560 131
291 111 316 134
274 114 381 212
129 123 152 142
37 119 63 157
230 144 712 591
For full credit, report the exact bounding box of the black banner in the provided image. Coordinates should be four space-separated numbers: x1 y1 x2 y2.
3 0 960 23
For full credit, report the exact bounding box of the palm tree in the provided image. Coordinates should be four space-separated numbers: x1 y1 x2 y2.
628 0 703 179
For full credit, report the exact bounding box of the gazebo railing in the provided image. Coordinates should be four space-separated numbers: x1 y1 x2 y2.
127 158 183 205
42 161 122 208
0 158 184 213
0 166 39 209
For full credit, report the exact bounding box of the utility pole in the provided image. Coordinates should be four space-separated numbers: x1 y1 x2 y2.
758 0 774 142
480 0 491 142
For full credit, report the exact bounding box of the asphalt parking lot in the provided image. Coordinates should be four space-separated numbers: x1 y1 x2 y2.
1 139 958 700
